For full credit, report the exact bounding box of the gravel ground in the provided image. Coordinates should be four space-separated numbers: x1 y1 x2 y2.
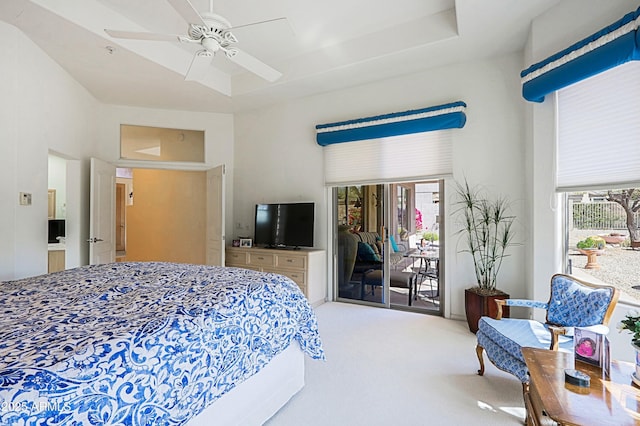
569 230 640 301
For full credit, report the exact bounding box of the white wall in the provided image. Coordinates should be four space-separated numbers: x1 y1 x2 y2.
525 0 640 362
235 52 528 320
0 21 98 279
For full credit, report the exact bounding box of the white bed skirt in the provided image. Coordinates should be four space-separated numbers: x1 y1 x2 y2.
187 343 305 426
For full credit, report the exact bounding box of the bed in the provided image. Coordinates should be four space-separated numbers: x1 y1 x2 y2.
0 262 325 425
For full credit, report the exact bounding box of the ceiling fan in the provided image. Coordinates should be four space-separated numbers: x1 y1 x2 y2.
104 0 284 84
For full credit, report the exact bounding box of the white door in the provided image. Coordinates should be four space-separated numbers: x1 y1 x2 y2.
206 164 225 266
89 158 116 265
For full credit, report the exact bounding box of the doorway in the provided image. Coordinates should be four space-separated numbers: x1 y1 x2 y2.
334 180 443 315
113 168 207 264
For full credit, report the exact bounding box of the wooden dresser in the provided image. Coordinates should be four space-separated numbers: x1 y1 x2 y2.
226 247 326 306
522 347 640 426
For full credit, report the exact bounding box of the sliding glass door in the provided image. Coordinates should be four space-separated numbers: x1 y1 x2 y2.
335 184 389 307
333 180 444 315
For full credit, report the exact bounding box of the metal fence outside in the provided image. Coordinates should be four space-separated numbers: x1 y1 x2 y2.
571 201 640 230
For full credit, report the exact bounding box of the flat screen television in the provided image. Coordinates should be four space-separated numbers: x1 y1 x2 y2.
48 219 65 243
254 202 314 249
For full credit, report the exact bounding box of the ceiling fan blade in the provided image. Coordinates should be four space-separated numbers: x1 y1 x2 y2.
228 49 282 82
105 29 181 42
167 0 206 26
229 17 288 31
185 50 214 81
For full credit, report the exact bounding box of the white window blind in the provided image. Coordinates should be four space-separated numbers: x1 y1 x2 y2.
557 61 640 192
323 130 452 186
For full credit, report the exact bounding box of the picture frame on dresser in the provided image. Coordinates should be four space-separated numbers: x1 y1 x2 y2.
574 327 610 377
240 238 252 248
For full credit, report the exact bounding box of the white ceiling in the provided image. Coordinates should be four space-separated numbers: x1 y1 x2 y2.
0 0 560 113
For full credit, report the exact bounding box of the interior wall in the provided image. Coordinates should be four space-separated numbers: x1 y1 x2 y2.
234 52 528 321
125 169 206 264
0 21 98 279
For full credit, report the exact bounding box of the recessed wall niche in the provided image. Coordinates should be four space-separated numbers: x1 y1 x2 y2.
120 124 205 163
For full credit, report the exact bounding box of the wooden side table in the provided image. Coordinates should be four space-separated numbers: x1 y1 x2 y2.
522 347 640 425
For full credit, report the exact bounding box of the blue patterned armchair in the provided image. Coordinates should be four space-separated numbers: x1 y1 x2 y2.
476 274 619 393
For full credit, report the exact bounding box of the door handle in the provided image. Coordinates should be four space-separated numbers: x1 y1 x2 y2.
86 237 104 243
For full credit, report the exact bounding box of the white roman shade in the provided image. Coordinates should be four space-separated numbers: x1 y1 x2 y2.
323 130 453 186
556 61 640 191
316 101 465 186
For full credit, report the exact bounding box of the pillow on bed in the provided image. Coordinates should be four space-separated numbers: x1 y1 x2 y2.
357 242 381 262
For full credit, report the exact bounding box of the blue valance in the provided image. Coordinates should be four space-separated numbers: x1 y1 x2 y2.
521 6 640 102
315 101 467 146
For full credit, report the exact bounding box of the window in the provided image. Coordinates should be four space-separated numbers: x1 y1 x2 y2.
566 189 640 303
120 125 205 163
557 62 640 304
397 186 409 237
337 186 363 232
556 62 640 191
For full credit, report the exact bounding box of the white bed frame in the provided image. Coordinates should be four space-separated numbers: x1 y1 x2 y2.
187 344 305 425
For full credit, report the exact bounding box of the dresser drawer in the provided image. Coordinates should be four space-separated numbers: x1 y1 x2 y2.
265 267 307 293
275 269 306 286
248 252 276 267
276 254 306 269
226 246 325 305
226 250 248 266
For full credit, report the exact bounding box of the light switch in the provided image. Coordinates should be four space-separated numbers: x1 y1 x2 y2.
19 192 32 206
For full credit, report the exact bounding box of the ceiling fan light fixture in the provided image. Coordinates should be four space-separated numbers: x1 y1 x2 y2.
104 0 283 86
201 37 220 54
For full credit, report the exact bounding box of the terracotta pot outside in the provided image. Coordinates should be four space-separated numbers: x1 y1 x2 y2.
577 248 605 256
599 234 626 244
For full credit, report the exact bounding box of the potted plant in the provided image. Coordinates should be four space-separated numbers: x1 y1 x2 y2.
576 236 606 269
576 235 606 253
454 179 518 333
617 309 640 384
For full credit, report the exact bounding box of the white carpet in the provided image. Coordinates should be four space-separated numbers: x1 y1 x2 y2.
266 302 525 426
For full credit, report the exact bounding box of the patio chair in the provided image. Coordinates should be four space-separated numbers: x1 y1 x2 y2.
475 274 619 394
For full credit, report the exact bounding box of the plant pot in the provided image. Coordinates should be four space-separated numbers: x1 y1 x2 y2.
577 248 605 256
632 344 640 387
577 248 602 269
465 287 510 333
599 233 626 244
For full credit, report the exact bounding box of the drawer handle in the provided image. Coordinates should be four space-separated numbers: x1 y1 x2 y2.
257 256 264 260
287 259 293 263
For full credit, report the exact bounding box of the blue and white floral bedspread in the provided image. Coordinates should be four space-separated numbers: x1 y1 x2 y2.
0 262 325 425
